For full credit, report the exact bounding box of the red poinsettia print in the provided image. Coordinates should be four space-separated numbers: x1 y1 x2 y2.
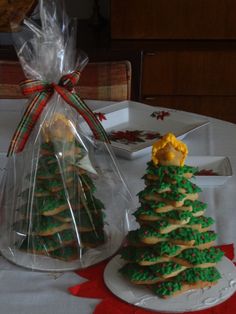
94 112 107 121
150 110 170 120
145 132 161 140
197 169 219 176
108 130 161 145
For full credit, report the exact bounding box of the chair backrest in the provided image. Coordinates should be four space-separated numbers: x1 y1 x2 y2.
0 60 132 101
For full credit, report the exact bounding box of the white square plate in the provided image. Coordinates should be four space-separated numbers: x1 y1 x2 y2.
92 101 209 159
187 156 233 186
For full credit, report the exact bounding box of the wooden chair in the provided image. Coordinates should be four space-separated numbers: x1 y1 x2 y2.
0 60 132 101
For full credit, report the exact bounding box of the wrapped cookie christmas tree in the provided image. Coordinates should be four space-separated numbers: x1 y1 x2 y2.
119 133 224 298
0 0 133 271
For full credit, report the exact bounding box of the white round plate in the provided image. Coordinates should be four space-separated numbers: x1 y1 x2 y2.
104 255 236 313
0 230 123 272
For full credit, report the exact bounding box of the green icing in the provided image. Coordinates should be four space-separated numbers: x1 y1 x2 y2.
138 226 169 240
137 186 164 198
77 210 104 228
143 178 201 195
127 230 141 244
40 142 54 151
16 197 65 216
80 229 105 244
194 231 217 245
177 247 224 264
20 229 75 252
119 263 158 282
40 140 84 153
152 281 182 296
138 186 186 202
183 200 207 212
188 216 215 228
146 220 170 231
139 200 167 210
38 155 57 164
134 206 192 221
56 186 77 199
120 246 161 263
49 246 79 260
133 206 160 218
55 229 75 243
35 185 50 195
146 162 198 179
170 179 201 194
159 191 186 202
178 267 221 283
153 242 182 257
14 216 67 235
169 228 217 244
39 198 67 214
79 174 96 192
80 195 105 211
37 163 59 178
127 227 168 244
152 267 221 297
158 210 192 221
150 261 182 275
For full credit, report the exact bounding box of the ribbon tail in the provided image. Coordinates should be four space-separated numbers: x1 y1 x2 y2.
7 91 52 156
53 85 110 143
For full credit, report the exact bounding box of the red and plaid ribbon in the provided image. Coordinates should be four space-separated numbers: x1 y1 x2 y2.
7 70 109 156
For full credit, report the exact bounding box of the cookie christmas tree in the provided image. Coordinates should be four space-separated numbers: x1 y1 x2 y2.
119 133 224 298
14 114 106 261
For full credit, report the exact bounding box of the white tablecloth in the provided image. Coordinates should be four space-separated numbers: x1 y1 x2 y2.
0 99 236 314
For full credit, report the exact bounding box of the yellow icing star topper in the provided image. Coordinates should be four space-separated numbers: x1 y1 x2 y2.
42 113 74 143
152 133 188 166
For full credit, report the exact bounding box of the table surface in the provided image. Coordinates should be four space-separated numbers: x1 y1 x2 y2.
0 99 236 314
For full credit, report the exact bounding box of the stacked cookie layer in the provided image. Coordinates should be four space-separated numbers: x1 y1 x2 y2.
14 115 106 262
119 133 223 298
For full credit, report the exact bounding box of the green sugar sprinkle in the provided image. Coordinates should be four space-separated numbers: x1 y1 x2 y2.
159 191 186 201
119 263 158 282
178 267 221 283
169 228 217 244
120 246 161 263
150 261 183 275
146 162 198 178
177 247 224 265
20 229 75 252
49 246 79 261
139 200 167 210
188 216 215 228
14 216 67 235
138 186 186 202
183 200 207 212
153 242 182 256
152 281 182 296
146 220 170 231
80 229 105 244
158 210 192 221
39 199 67 213
152 267 221 297
138 225 169 240
133 206 160 218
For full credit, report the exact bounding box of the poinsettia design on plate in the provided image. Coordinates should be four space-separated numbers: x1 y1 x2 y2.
108 130 161 145
196 169 219 176
94 112 107 121
150 110 170 120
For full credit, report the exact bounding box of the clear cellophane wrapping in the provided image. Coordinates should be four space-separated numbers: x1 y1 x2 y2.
0 0 133 271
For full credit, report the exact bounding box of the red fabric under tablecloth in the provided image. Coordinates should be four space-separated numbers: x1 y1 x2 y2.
69 244 236 314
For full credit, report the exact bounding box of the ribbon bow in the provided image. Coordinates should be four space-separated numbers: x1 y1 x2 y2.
7 70 109 156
